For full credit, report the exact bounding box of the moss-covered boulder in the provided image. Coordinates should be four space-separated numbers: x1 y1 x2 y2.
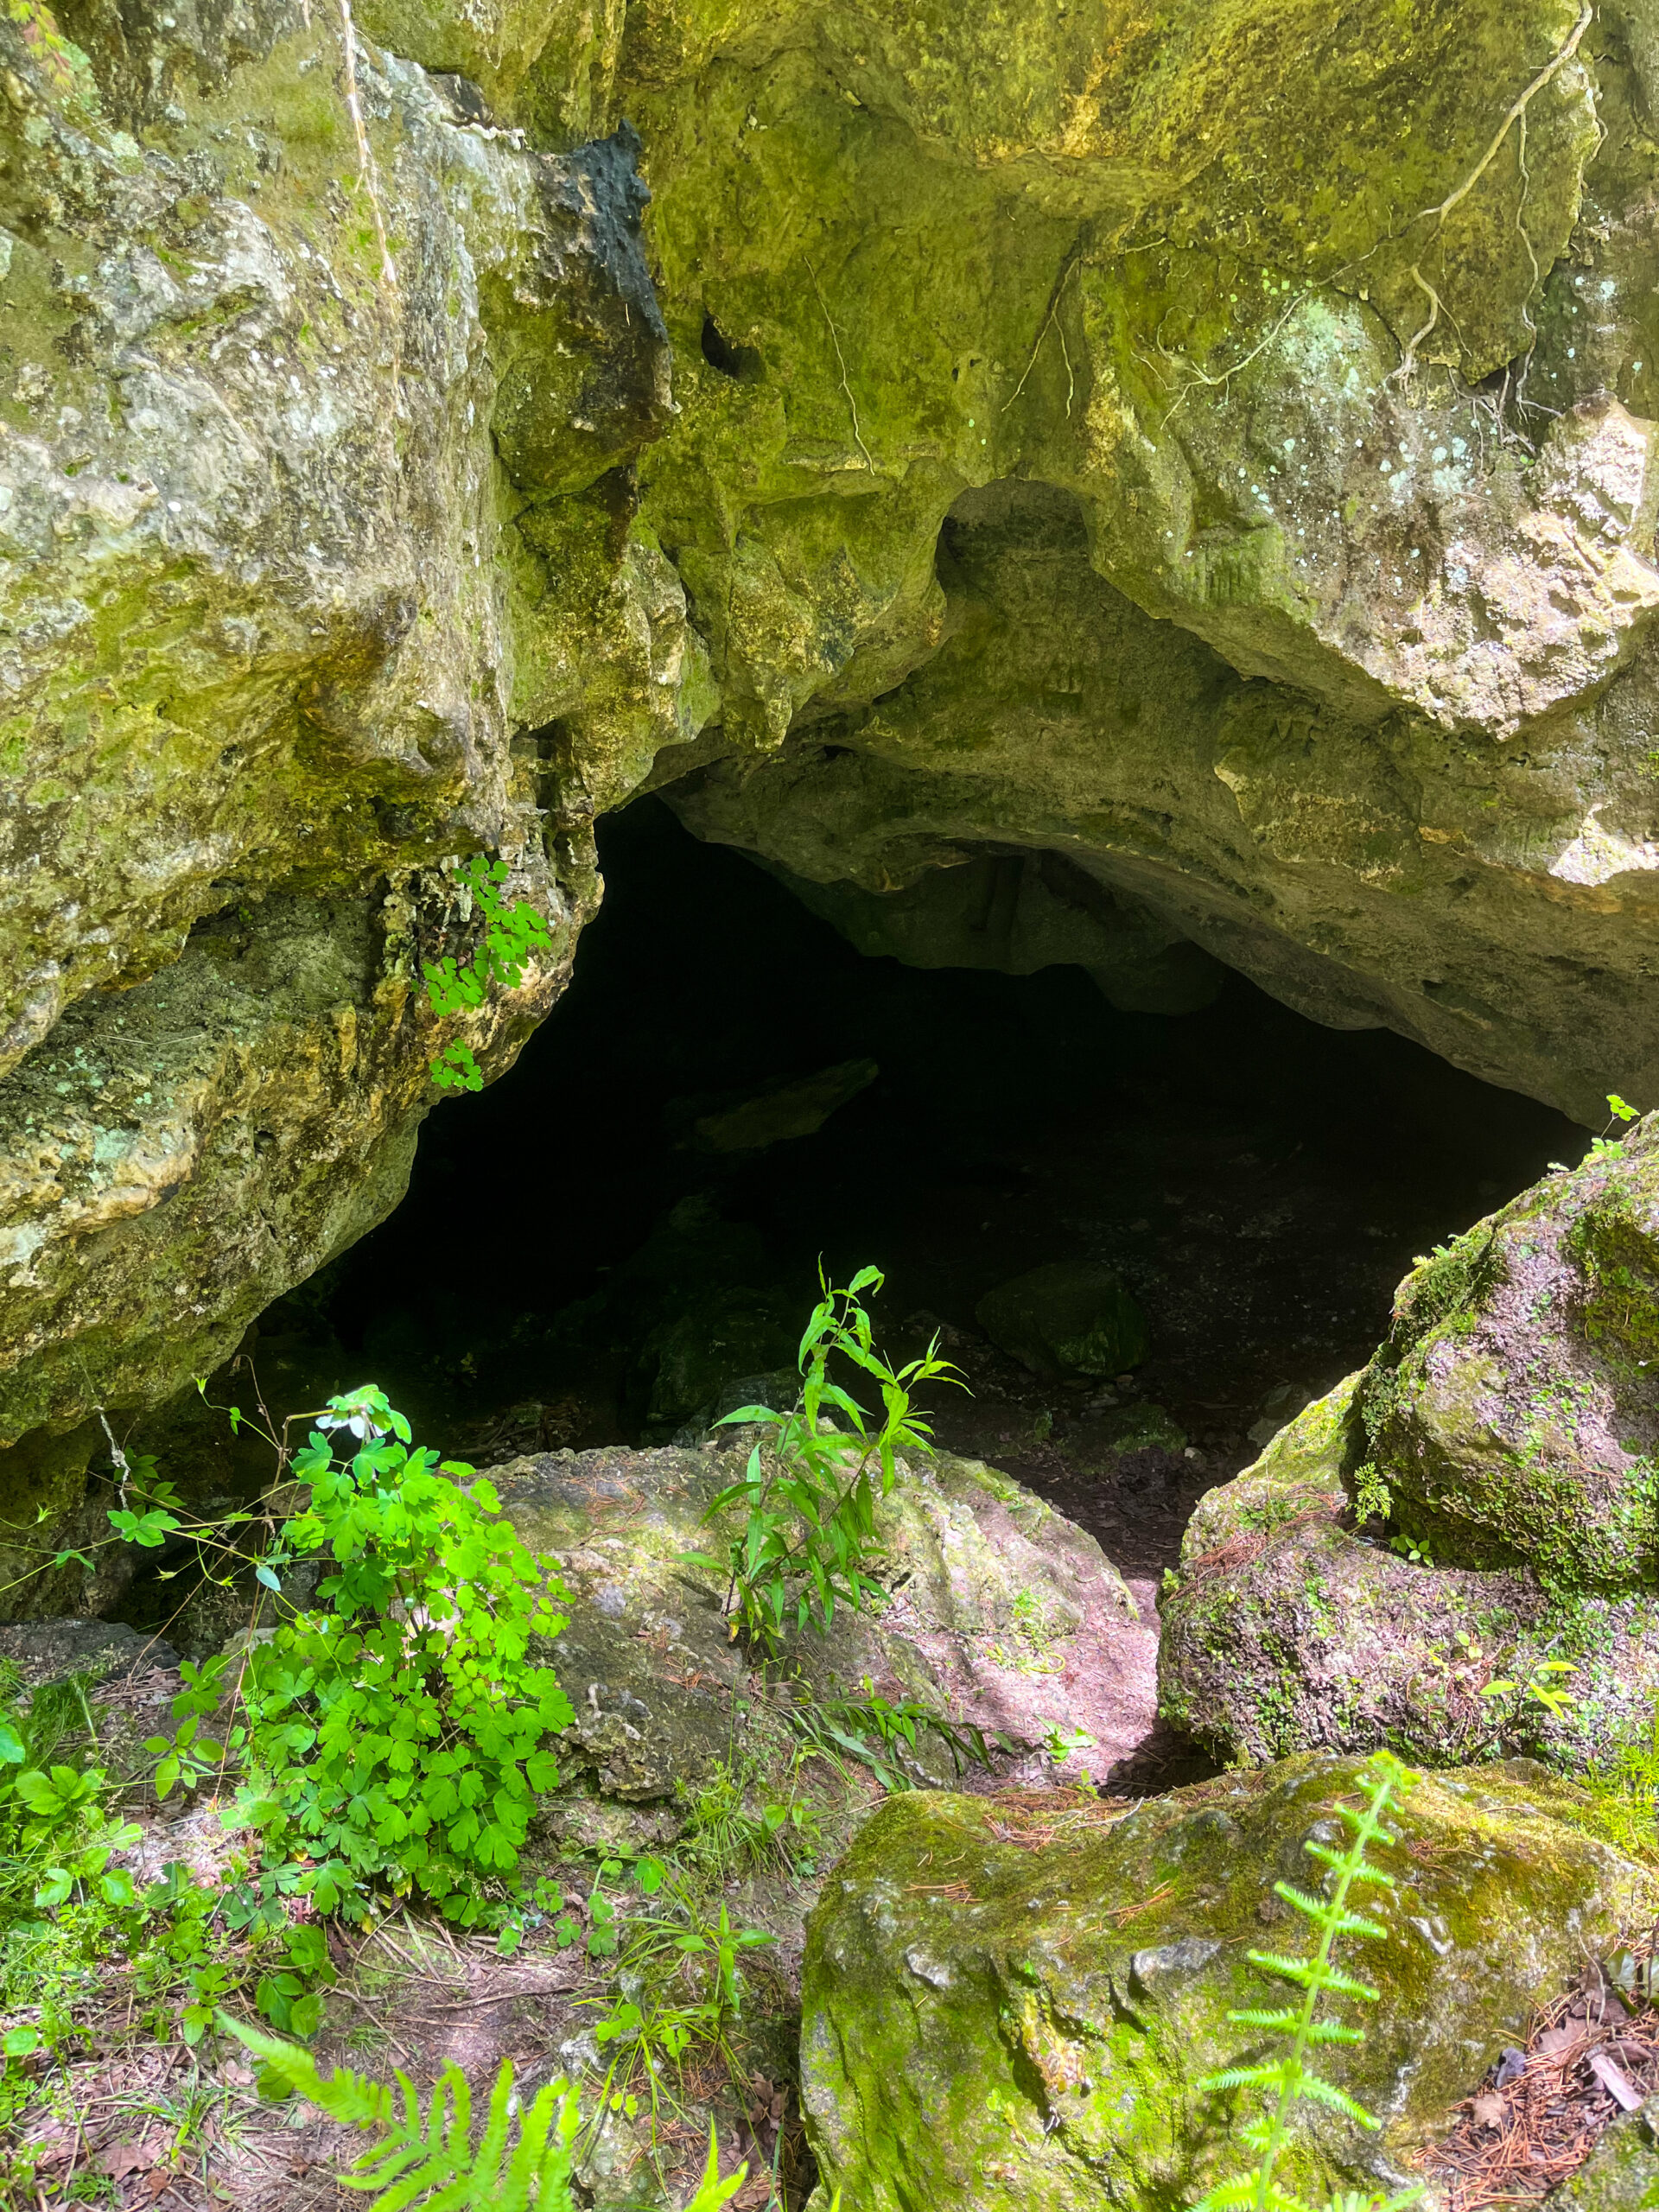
1159 1125 1659 1774
1157 1374 1659 1771
1363 1117 1659 1589
1552 2098 1659 2212
0 0 707 1512
800 1757 1657 2212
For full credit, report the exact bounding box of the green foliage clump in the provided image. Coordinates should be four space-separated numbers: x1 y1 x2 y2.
1194 1749 1421 2212
585 1880 776 2124
681 1758 823 1879
787 1684 1000 1792
424 855 553 1091
181 1386 575 1920
1587 1091 1641 1161
220 2012 749 2212
1585 1705 1659 1862
0 1669 140 2060
695 1265 961 1650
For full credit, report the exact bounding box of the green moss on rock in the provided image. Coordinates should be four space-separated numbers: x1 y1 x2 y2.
801 1755 1657 2212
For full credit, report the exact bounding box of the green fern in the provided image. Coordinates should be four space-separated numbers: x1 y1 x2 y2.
219 2014 747 2211
1191 1751 1422 2212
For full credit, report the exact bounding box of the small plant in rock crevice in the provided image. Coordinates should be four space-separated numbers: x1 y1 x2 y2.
690 1264 963 1652
1588 1091 1641 1161
783 1681 1001 1793
423 853 553 1092
1193 1748 1422 2212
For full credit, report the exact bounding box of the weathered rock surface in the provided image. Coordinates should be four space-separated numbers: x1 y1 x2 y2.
0 0 700 1480
1553 2096 1659 2212
9 0 1659 1549
1159 1120 1659 1772
800 1755 1656 2212
0 1616 175 1694
638 1 1659 1126
482 1436 1154 1811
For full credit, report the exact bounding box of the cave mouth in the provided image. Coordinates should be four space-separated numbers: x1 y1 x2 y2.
177 794 1580 1602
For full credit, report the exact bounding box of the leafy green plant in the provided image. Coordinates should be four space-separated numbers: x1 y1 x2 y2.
1586 1703 1659 1860
989 1587 1068 1675
0 1669 137 1951
787 1685 999 1793
221 2012 750 2211
1039 1718 1096 1765
1350 1463 1391 1526
1589 1091 1641 1161
1480 1656 1576 1721
681 1758 823 1880
692 1266 962 1650
169 1386 576 1921
1193 1749 1421 2212
424 855 553 1092
584 1878 775 2127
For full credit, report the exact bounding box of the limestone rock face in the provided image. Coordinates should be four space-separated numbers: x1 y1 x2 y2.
626 0 1659 1123
800 1757 1656 2212
1158 1121 1659 1772
0 0 702 1471
8 0 1659 1532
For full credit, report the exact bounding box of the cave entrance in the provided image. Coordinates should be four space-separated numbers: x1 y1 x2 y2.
223 795 1577 1597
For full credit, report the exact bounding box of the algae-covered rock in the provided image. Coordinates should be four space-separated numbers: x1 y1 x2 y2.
0 0 702 1493
1158 1376 1659 1772
800 1757 1658 2212
1158 1129 1659 1775
977 1261 1148 1381
1551 2098 1659 2212
1360 1116 1659 1590
639 3 1659 1126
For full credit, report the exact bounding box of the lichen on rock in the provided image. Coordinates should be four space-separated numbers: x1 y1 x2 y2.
800 1754 1656 2212
1159 1122 1659 1775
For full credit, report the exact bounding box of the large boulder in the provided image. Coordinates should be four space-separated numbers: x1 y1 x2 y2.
639 0 1659 1127
485 1436 1149 1811
1158 1121 1659 1772
0 0 709 1556
800 1756 1657 2212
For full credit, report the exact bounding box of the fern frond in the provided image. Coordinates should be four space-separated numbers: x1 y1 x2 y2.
1309 1967 1380 2004
218 2015 584 2210
1297 2075 1382 2128
1200 2063 1291 2094
1246 1948 1323 1982
1328 1912 1386 1942
220 2014 394 2130
1189 2179 1264 2212
683 2126 748 2212
1181 1752 1419 2212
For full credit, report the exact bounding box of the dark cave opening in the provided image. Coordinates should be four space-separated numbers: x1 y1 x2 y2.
204 795 1582 1598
